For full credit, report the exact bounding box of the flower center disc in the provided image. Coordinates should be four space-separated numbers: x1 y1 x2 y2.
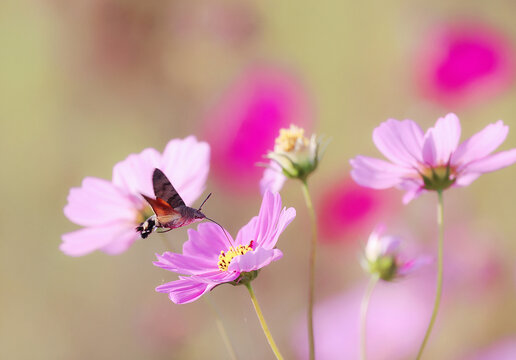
218 242 254 271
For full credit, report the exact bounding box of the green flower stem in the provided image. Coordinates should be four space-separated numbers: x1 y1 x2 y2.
360 274 379 360
244 282 284 360
203 296 238 360
416 190 444 360
301 179 317 360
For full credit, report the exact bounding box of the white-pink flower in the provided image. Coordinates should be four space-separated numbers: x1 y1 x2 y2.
362 226 431 281
350 113 516 203
61 136 210 256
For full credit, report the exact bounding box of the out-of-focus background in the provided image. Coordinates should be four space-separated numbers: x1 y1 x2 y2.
2 0 516 359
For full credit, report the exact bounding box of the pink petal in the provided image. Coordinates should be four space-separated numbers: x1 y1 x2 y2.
112 148 161 197
156 277 215 304
235 191 296 249
183 223 234 259
350 156 415 189
64 177 139 227
454 172 482 187
260 162 287 194
160 136 210 206
228 247 282 273
452 120 509 168
422 113 461 166
60 221 137 257
462 148 516 173
100 226 141 255
398 179 425 204
153 251 217 275
372 119 424 167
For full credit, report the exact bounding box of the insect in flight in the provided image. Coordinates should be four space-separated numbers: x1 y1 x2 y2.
136 168 218 239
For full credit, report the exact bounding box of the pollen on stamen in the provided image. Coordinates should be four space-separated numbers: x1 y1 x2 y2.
217 242 254 271
275 125 309 153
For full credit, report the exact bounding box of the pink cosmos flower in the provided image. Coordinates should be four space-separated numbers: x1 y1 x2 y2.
204 66 312 192
416 22 515 107
317 178 398 243
153 191 295 304
350 113 516 203
362 225 431 281
61 136 210 256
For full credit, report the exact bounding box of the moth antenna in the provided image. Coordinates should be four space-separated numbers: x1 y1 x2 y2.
205 217 234 247
198 193 212 211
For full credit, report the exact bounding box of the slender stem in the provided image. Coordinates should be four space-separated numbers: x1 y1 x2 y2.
244 282 284 360
360 274 379 360
416 190 444 360
203 296 238 360
300 179 317 360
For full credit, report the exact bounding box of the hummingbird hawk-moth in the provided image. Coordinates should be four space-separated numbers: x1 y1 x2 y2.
136 168 212 239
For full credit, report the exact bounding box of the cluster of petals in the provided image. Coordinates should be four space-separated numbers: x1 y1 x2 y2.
351 113 516 203
260 125 322 194
61 136 210 256
153 191 296 304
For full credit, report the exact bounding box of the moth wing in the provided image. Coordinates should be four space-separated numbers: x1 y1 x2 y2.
152 168 185 208
141 194 180 224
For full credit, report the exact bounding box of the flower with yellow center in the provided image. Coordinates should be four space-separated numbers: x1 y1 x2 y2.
262 125 324 192
218 242 254 271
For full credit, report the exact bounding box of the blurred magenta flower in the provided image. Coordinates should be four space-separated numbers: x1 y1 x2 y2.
292 280 431 359
463 338 516 360
416 22 515 106
204 66 312 192
317 178 398 243
361 225 431 281
153 191 295 304
61 136 209 256
350 113 516 203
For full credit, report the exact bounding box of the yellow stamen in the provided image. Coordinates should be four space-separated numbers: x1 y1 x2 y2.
275 125 309 153
218 242 254 271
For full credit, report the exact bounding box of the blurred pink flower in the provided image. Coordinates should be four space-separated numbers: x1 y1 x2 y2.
362 225 431 281
153 191 295 304
416 22 515 107
204 66 312 192
61 136 210 256
317 178 398 243
350 113 516 203
463 337 516 360
292 280 431 359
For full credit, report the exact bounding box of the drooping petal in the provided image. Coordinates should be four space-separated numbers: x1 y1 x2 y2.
372 119 424 167
155 277 215 304
112 148 161 197
64 177 139 227
182 223 234 260
397 179 426 204
350 156 415 189
60 221 137 257
260 162 287 194
452 120 509 167
228 247 283 273
153 252 218 275
462 148 516 173
160 136 210 206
